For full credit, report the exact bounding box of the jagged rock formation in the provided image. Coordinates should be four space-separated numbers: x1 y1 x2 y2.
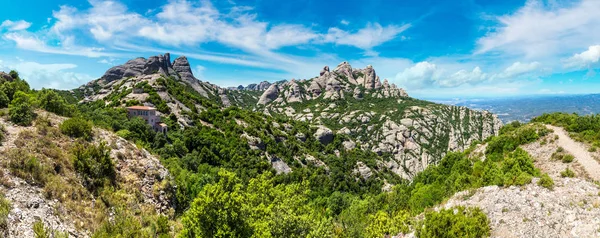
257 62 408 105
256 62 502 179
78 53 260 123
238 81 272 91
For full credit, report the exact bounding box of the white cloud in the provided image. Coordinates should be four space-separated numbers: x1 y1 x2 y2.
476 0 600 59
394 61 491 89
340 20 349 25
497 61 541 79
323 23 411 53
395 61 440 89
51 1 148 42
0 59 93 89
438 67 487 87
564 45 600 68
4 33 114 58
0 20 32 31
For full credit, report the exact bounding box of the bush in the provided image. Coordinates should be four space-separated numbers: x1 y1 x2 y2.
60 117 93 139
72 141 116 194
561 167 576 178
557 147 564 153
416 206 490 238
9 91 35 126
33 220 50 238
37 89 72 117
562 154 574 163
0 91 8 108
0 193 10 232
537 173 554 190
589 147 597 152
6 149 49 185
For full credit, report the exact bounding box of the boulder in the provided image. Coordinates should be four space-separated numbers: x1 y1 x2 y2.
343 140 356 151
314 126 334 145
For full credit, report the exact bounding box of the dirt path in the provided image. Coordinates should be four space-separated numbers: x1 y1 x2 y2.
547 125 600 181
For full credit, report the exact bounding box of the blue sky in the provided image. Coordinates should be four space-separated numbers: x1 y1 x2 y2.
2 0 600 99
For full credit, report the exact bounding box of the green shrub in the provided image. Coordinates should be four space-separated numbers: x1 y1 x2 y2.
561 167 576 178
416 206 490 238
557 147 564 153
513 172 533 186
6 149 49 185
537 173 554 190
33 220 50 238
9 91 35 126
589 147 597 152
116 129 132 140
551 152 563 161
72 141 116 194
0 193 10 231
562 154 574 163
37 89 72 117
60 117 93 139
0 91 8 108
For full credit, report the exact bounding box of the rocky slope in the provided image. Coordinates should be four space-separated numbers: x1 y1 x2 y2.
0 111 174 237
430 127 600 237
256 62 503 179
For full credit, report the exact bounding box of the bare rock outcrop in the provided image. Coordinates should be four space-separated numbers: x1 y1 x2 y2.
314 126 334 145
257 84 280 105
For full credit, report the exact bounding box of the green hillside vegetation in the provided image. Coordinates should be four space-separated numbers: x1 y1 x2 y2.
0 71 553 237
532 112 600 147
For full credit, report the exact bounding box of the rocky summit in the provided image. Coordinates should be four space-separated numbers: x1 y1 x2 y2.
257 62 408 105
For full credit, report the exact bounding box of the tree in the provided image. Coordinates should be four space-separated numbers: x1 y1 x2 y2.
38 89 72 116
0 90 8 108
9 91 35 126
180 169 251 238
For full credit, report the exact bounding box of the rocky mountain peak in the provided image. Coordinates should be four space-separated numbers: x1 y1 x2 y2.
98 53 197 85
172 56 195 84
257 62 408 105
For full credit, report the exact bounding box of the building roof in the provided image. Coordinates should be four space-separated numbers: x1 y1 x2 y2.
126 106 156 110
158 123 168 127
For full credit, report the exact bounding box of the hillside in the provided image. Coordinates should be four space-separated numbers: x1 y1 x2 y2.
76 54 502 180
254 62 502 178
0 111 175 237
0 55 529 238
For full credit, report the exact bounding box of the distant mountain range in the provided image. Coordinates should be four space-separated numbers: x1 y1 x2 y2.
433 94 600 123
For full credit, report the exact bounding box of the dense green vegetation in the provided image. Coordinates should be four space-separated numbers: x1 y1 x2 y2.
0 70 557 237
533 112 600 146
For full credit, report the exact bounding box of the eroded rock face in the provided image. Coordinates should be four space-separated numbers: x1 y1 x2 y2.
258 84 280 105
101 53 174 84
172 56 195 84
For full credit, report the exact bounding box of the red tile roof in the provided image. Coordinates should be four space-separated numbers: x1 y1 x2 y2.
126 106 156 110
